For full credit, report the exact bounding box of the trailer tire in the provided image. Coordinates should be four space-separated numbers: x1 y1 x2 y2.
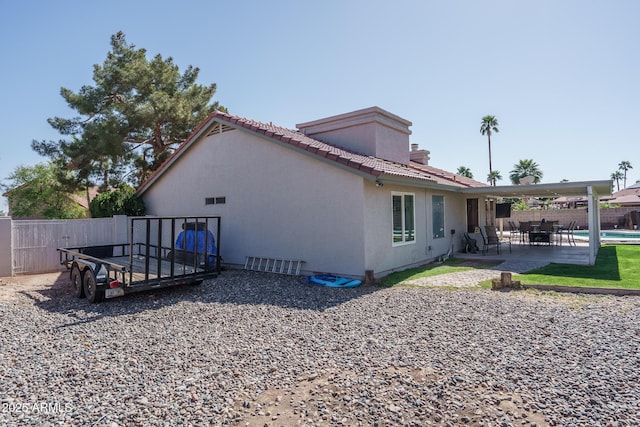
189 280 203 286
70 265 85 298
83 269 104 303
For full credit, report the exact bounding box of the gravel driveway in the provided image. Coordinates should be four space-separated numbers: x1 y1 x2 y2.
1 270 639 426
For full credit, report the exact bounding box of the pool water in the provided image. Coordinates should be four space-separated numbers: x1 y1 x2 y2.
573 230 640 240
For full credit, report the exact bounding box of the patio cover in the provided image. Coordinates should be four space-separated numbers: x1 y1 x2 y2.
459 180 612 199
460 180 613 265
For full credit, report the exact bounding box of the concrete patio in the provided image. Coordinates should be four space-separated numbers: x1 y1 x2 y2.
457 239 592 266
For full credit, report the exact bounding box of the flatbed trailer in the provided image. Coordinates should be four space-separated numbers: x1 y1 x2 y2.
58 216 221 303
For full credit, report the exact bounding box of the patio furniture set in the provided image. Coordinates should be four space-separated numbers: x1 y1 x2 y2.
464 221 577 256
507 220 577 247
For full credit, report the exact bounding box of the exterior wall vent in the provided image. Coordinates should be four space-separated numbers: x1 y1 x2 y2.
206 122 235 137
205 197 226 205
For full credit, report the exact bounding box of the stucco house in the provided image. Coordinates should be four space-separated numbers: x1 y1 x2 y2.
606 181 640 207
136 106 611 277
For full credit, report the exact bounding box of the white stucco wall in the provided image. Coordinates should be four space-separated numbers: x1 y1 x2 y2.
142 124 481 279
362 184 471 277
142 129 368 277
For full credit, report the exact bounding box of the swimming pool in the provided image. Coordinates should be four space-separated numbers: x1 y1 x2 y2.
573 230 640 242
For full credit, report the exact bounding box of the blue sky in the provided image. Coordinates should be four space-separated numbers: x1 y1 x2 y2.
1 0 638 212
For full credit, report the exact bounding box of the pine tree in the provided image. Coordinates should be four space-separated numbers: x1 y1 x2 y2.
32 32 224 188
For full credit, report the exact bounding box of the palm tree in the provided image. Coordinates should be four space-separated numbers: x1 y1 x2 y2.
618 161 633 188
510 159 543 184
487 170 502 186
610 170 623 192
456 166 473 178
480 115 499 186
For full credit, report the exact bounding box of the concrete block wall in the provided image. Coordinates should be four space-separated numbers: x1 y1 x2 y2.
601 208 639 228
510 207 639 230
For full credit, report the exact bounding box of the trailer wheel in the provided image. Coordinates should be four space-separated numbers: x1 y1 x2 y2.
83 269 104 303
189 280 203 286
70 265 85 298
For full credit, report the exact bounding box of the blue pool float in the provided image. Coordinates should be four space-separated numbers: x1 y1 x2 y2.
309 275 362 288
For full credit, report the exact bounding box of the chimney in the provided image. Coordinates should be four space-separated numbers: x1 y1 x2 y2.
410 143 430 165
296 106 412 164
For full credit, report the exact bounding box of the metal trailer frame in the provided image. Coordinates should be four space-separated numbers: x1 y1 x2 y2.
58 216 222 303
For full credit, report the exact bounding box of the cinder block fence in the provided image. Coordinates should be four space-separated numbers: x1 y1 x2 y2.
510 207 638 230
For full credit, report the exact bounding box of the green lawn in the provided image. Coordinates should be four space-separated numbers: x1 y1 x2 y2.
513 244 640 289
380 258 501 287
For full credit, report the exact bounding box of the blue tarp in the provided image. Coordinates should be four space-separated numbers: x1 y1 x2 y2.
175 229 217 268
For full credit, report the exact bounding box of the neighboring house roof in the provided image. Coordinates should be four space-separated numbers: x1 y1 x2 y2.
550 196 587 204
608 194 640 205
69 186 101 209
607 181 640 206
3 184 100 218
137 111 487 195
552 181 639 206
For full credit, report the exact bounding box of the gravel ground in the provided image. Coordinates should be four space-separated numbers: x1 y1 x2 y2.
1 270 639 426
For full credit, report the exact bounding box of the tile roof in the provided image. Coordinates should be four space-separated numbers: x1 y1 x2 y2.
138 110 488 194
606 184 640 205
214 112 490 188
409 162 488 188
215 111 440 181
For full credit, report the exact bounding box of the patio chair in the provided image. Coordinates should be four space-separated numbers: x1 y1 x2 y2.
518 221 531 244
482 225 512 254
480 225 502 255
551 221 563 245
507 220 520 242
539 221 554 245
564 221 577 246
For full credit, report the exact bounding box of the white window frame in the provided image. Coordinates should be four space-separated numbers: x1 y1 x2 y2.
392 192 416 246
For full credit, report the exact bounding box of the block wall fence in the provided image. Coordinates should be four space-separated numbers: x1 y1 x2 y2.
509 207 639 229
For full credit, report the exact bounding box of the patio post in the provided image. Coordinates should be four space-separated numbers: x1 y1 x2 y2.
587 186 600 265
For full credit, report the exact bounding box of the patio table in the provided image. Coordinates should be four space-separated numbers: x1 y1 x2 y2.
529 230 551 245
529 224 564 246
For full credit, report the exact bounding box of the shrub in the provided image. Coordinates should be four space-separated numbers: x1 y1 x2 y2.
89 185 146 218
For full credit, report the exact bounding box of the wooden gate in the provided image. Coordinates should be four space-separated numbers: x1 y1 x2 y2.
11 218 115 274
